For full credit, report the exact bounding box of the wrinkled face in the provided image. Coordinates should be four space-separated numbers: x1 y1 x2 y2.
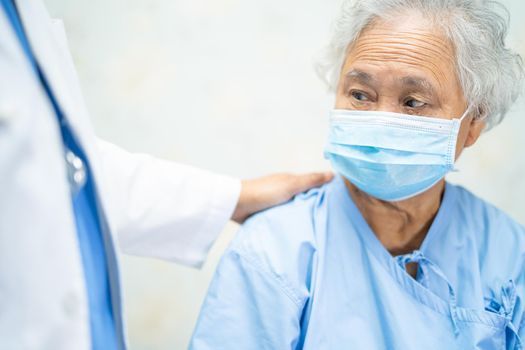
335 15 485 157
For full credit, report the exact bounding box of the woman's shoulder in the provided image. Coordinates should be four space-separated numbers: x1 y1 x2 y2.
230 180 331 257
451 184 525 239
451 183 525 278
225 180 334 299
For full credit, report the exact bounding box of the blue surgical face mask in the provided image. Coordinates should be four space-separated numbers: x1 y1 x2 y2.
323 108 470 201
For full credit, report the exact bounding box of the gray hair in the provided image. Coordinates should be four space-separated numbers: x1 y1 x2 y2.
316 0 524 130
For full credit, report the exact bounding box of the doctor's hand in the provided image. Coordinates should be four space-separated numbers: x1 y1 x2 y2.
232 172 334 223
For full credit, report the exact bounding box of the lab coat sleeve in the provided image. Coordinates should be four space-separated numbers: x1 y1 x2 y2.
189 248 304 350
96 139 241 268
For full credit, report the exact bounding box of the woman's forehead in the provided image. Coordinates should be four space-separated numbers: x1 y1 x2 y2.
343 18 458 92
355 15 454 54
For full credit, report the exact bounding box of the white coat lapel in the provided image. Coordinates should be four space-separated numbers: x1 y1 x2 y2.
13 0 117 235
14 0 96 149
0 3 36 126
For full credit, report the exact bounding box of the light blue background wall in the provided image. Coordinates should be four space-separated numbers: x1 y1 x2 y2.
43 0 525 348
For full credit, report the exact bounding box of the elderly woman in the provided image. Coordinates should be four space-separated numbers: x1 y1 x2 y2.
190 0 525 349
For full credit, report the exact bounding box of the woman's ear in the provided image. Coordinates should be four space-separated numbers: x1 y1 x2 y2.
464 108 487 148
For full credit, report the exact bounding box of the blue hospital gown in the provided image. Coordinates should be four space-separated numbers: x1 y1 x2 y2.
190 175 525 349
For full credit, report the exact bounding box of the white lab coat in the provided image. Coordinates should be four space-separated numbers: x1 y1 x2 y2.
0 1 241 349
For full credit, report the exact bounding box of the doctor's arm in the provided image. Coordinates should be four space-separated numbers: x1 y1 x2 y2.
96 140 331 267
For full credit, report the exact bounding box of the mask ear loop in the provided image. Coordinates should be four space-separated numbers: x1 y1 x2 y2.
462 105 489 124
458 105 471 122
449 106 471 169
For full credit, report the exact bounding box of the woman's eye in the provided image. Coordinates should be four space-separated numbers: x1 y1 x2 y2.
351 91 369 102
405 99 426 108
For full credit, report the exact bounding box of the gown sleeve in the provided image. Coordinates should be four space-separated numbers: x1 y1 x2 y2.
189 248 304 349
96 139 241 268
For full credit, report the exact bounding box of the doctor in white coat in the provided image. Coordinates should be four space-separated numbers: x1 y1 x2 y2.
0 0 332 349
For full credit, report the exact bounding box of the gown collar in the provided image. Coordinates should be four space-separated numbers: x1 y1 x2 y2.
329 174 460 316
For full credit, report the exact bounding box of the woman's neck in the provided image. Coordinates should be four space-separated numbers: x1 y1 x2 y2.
344 178 445 256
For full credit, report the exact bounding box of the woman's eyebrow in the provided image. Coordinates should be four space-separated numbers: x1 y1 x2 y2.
400 76 436 95
345 69 375 85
